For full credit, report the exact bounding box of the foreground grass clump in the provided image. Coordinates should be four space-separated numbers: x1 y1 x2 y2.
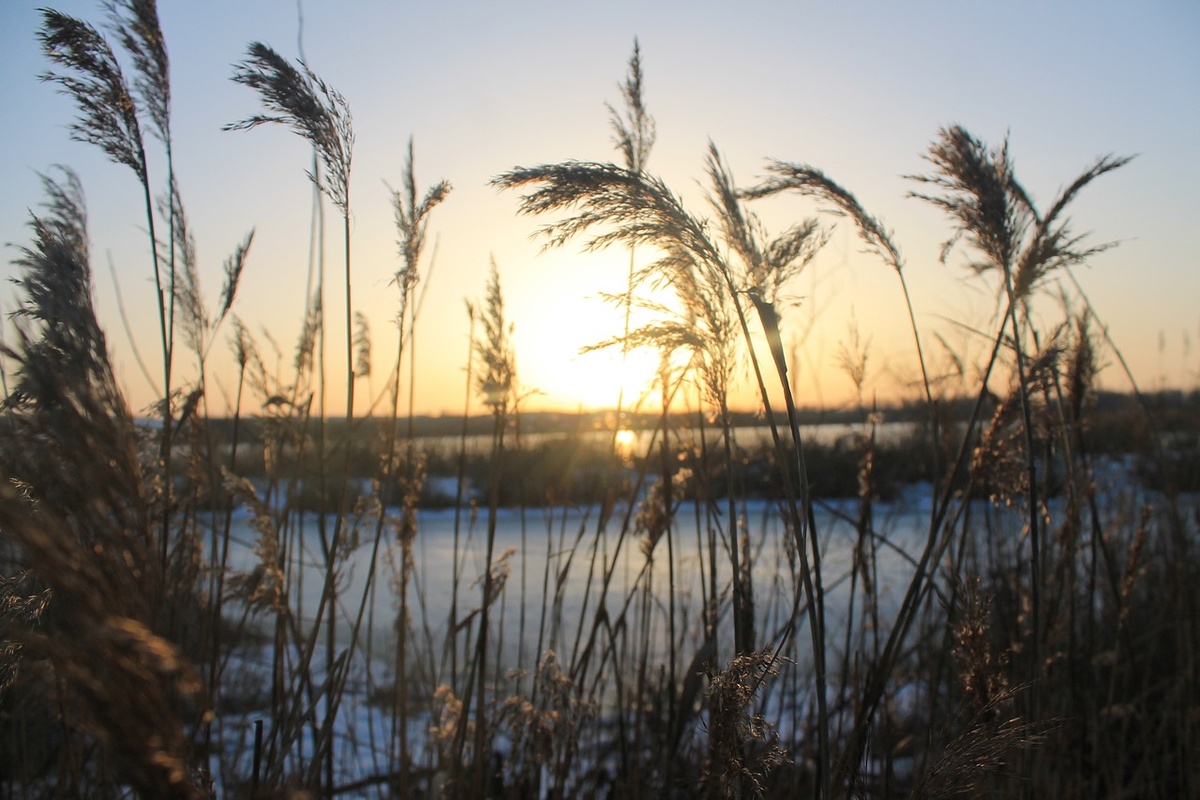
2 4 1198 799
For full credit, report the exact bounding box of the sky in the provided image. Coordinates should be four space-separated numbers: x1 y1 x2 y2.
1 0 1198 418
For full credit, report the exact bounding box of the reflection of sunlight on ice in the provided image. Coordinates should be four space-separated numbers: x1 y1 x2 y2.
614 428 636 465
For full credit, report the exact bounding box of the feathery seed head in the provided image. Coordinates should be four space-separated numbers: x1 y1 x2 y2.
749 159 903 274
910 125 1024 274
103 0 171 143
392 138 451 293
227 42 354 211
608 38 656 174
475 259 515 412
352 310 371 379
39 9 146 181
909 125 1130 305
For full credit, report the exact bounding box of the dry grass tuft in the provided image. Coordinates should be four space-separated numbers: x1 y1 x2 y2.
910 578 1045 798
0 571 51 693
499 650 593 795
705 649 786 799
1 168 204 798
909 692 1045 800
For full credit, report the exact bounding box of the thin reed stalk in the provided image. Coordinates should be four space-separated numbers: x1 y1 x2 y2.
227 40 356 793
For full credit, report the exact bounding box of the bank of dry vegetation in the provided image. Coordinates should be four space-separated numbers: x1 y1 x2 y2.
1 3 1197 798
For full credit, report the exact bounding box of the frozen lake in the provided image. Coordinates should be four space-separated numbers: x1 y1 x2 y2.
217 484 991 674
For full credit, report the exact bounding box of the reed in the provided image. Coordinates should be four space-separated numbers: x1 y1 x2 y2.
227 41 358 794
1 168 203 798
355 140 451 792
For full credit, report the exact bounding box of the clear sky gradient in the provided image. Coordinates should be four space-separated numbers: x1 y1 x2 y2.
2 1 1197 417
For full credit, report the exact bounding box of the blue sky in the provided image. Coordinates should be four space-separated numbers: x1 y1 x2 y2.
2 1 1197 415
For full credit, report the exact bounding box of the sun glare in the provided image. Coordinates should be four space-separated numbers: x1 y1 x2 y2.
511 271 670 412
557 346 661 412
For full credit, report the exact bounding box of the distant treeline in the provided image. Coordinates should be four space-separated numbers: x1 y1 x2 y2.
195 387 1200 438
181 388 1199 509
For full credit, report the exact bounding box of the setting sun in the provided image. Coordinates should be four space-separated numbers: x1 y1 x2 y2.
546 346 661 412
506 255 671 413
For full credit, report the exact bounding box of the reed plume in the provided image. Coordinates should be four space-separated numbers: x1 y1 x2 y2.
393 138 451 296
103 0 170 140
909 126 1131 306
39 11 146 180
169 178 253 366
227 42 354 211
0 168 203 799
706 144 824 303
746 161 903 274
608 38 655 177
